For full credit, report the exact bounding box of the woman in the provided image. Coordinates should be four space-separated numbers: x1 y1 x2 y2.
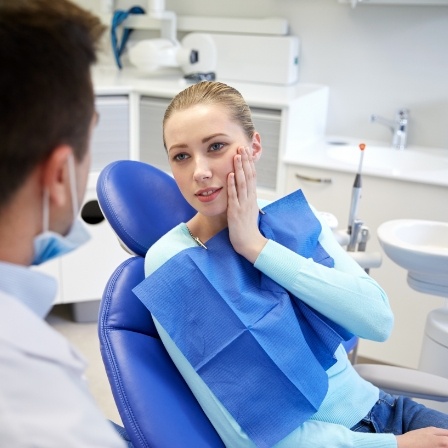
135 81 448 448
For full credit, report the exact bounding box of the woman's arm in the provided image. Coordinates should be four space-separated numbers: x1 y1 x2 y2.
226 146 393 341
275 420 396 448
277 421 448 448
254 215 394 342
154 318 398 448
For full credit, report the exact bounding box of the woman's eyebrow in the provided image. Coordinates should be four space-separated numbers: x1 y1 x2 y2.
202 133 229 144
167 143 188 153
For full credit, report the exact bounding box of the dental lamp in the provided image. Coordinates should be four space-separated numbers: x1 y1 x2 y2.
111 0 217 80
128 33 217 81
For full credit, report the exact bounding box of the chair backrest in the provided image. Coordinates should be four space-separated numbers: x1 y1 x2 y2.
97 160 224 447
97 159 196 257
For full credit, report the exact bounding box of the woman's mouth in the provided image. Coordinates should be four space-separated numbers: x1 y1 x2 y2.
195 188 222 203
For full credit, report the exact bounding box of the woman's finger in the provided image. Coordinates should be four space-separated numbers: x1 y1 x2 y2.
244 146 257 194
234 148 247 201
227 171 237 203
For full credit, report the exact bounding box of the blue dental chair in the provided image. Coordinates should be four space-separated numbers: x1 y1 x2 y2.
97 160 448 448
97 160 224 447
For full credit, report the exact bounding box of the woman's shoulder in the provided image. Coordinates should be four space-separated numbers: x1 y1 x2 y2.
257 197 271 209
144 223 195 276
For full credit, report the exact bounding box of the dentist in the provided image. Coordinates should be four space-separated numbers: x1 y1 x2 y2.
0 0 129 446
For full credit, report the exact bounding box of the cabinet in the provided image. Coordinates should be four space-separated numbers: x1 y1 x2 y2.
139 96 171 173
251 109 282 192
90 96 130 171
286 164 448 368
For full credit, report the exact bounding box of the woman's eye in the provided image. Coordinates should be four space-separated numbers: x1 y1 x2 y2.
210 142 224 151
173 153 189 162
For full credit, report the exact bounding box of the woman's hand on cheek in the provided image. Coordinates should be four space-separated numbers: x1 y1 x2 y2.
227 146 267 263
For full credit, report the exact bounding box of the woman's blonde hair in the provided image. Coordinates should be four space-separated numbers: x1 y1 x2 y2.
163 81 255 149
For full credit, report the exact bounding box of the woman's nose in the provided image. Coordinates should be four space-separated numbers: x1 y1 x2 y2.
193 157 212 181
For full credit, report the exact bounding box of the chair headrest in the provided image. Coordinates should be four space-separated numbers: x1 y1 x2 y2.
97 160 196 257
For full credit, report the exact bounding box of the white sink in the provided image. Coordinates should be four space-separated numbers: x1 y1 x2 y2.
326 144 448 174
377 219 448 297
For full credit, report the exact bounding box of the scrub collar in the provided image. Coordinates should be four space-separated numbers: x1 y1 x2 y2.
0 261 57 318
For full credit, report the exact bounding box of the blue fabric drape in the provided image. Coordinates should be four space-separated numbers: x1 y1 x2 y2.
134 189 353 448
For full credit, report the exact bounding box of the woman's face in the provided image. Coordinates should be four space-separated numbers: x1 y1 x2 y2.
164 103 260 220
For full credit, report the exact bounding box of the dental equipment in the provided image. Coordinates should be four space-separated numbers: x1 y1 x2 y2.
347 143 365 250
128 33 217 79
345 143 381 274
111 0 217 79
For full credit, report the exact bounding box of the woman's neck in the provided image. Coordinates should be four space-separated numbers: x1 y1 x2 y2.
187 213 227 244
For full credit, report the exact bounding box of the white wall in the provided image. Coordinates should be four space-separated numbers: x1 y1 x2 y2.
85 0 448 149
171 0 448 148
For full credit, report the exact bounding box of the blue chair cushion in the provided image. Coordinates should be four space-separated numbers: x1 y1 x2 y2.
96 160 196 257
98 256 224 447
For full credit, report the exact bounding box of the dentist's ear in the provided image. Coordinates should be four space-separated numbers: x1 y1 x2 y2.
42 145 73 208
251 132 262 162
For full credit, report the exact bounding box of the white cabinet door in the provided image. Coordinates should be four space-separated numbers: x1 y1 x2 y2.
251 109 282 193
286 165 354 226
91 95 130 172
139 96 171 173
286 164 448 368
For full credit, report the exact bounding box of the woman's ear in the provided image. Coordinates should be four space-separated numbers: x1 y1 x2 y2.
41 145 73 208
251 132 262 162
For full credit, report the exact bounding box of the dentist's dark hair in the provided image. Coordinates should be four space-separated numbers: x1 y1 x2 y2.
163 81 255 149
0 0 105 210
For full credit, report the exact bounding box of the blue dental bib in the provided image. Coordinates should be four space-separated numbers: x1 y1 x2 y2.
134 189 352 448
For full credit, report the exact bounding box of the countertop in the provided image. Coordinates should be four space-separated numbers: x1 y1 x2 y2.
92 65 327 109
284 137 448 188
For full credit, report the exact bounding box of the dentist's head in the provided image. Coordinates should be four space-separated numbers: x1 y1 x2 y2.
0 0 105 265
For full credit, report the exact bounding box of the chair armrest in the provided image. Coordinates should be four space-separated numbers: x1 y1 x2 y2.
333 229 350 246
348 252 382 269
354 363 448 402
